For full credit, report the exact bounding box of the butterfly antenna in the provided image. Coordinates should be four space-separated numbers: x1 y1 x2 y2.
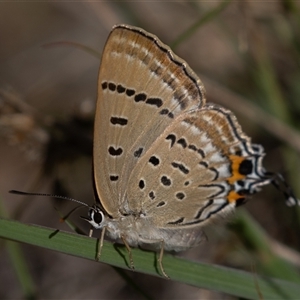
264 172 300 206
9 190 89 208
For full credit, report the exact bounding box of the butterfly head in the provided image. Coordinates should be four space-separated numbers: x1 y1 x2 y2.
81 205 105 229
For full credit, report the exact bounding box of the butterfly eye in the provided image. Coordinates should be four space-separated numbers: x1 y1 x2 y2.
81 206 105 229
91 208 104 226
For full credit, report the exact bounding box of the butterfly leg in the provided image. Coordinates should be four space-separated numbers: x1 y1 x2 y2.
121 235 135 270
95 226 106 261
139 237 169 278
158 240 169 279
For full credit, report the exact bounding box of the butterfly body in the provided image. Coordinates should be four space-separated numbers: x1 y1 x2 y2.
95 212 205 252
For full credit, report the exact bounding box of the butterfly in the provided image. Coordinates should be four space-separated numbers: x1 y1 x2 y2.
80 24 298 277
10 24 298 278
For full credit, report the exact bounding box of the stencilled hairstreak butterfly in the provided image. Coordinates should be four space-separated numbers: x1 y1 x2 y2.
10 24 299 278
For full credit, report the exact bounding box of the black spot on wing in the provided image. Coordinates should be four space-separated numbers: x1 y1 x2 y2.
161 175 171 186
109 175 119 181
188 144 197 151
134 93 147 102
126 89 135 97
175 192 185 200
117 84 126 93
146 97 163 107
166 134 176 147
110 117 128 126
139 179 145 189
171 162 189 174
134 147 143 158
159 108 174 118
199 161 208 168
188 144 205 158
157 201 166 207
149 156 160 166
108 82 116 91
108 146 123 156
149 191 155 200
177 138 187 148
101 81 108 89
239 159 253 175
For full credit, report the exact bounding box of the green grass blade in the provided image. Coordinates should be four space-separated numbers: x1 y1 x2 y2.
0 218 300 299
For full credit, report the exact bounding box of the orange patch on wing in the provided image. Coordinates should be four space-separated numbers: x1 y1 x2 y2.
228 155 246 184
227 190 244 203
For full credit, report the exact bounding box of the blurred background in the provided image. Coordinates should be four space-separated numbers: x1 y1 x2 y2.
1 1 300 299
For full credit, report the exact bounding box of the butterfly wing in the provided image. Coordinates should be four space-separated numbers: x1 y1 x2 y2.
94 25 206 216
125 104 269 228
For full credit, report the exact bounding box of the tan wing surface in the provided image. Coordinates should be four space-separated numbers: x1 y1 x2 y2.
125 105 256 228
94 25 205 216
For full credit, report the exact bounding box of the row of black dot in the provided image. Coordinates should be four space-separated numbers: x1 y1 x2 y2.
107 132 205 192
108 139 219 184
108 146 144 158
138 175 186 201
102 81 175 119
166 133 205 158
102 81 162 107
165 133 224 181
148 189 186 203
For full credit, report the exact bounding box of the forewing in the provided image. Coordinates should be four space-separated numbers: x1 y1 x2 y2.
93 25 206 216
